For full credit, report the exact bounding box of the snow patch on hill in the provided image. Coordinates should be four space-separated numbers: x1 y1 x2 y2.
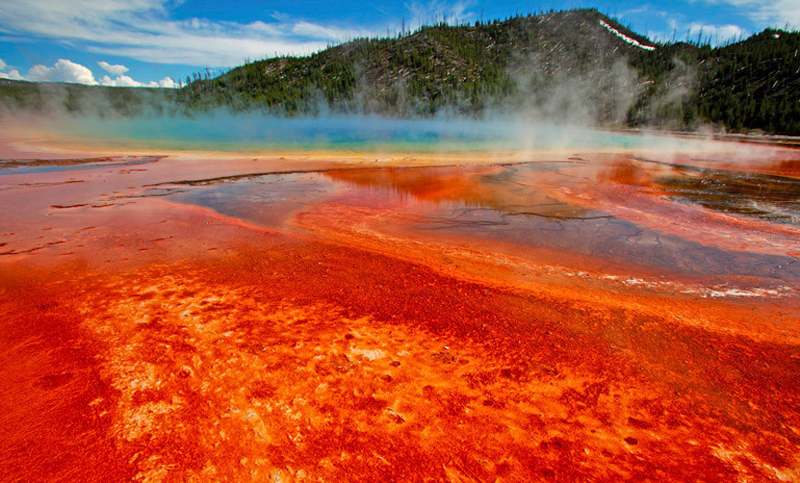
599 19 656 51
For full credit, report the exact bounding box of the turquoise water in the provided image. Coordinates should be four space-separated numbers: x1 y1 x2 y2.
48 115 708 152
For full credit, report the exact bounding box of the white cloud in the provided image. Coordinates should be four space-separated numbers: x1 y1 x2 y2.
100 74 141 86
659 16 748 45
5 58 177 88
0 57 22 80
153 76 177 88
753 0 800 28
0 1 479 75
291 21 368 41
100 73 178 88
621 6 662 17
686 22 748 43
0 0 362 67
26 58 98 84
0 69 23 80
98 60 129 75
85 36 328 66
697 0 800 29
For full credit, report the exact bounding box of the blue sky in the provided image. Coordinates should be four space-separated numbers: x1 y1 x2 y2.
0 0 797 88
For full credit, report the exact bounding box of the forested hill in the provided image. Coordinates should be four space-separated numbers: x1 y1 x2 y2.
181 9 659 123
2 8 799 135
629 28 800 135
178 8 800 135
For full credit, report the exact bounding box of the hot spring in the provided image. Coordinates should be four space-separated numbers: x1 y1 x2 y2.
33 114 742 153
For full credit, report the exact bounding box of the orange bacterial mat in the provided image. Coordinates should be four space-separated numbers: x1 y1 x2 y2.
1 137 799 482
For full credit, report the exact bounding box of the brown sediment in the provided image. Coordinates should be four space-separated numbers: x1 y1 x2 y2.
50 203 89 209
1 137 800 482
0 156 162 169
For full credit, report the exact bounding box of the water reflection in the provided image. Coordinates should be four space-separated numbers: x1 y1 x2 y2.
326 162 593 218
171 173 333 229
171 159 800 283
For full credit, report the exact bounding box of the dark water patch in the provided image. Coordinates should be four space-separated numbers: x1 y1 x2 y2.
106 187 189 200
147 162 532 189
423 205 608 227
320 162 800 281
50 204 88 209
170 172 333 229
146 167 353 187
0 156 163 175
310 162 800 281
504 211 614 221
629 155 800 225
480 161 581 182
417 204 800 282
160 160 800 282
656 169 800 225
0 179 86 194
1 245 46 255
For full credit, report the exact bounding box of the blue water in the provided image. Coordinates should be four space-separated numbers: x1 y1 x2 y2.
48 115 699 153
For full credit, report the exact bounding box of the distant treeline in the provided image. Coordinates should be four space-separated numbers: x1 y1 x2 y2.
2 8 799 135
0 79 178 117
629 28 800 135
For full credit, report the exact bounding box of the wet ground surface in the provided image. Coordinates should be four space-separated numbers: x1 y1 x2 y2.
1 141 800 482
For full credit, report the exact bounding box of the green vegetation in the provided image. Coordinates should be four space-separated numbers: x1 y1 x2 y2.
695 29 800 135
627 28 800 134
2 8 799 135
180 9 643 120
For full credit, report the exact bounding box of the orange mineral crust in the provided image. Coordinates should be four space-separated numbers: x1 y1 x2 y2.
1 141 800 482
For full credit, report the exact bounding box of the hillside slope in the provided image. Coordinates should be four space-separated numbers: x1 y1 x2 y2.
697 29 800 134
182 9 657 123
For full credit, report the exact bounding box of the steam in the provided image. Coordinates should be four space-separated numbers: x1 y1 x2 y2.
631 56 699 129
501 51 642 128
0 64 727 162
9 109 743 163
0 12 749 156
